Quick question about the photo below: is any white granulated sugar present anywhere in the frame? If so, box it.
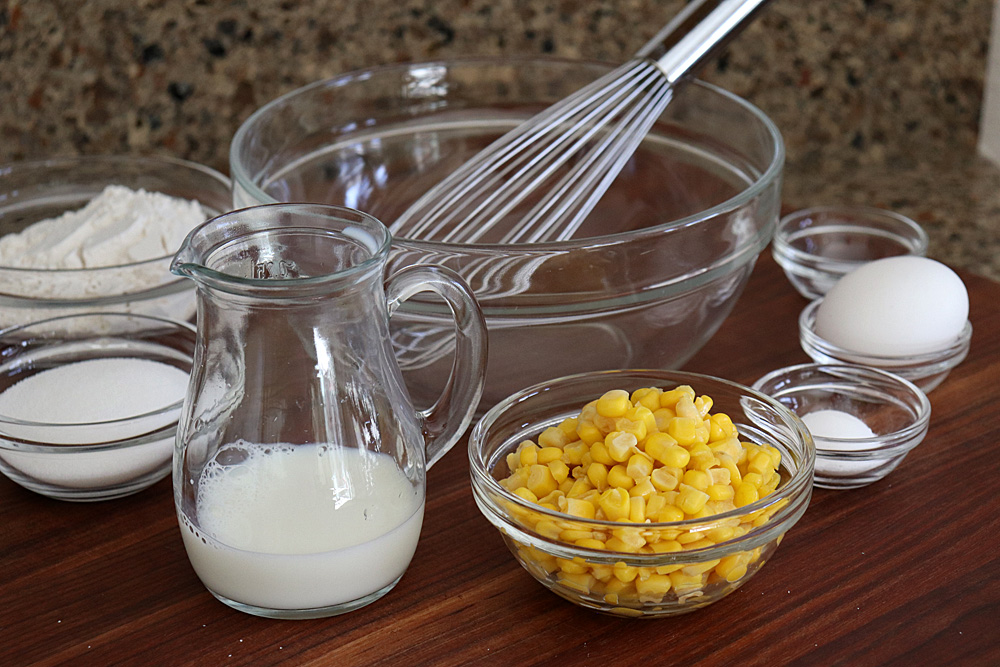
[0,357,189,489]
[0,185,207,269]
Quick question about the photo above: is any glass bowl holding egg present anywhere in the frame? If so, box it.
[0,154,232,332]
[469,369,814,618]
[799,256,972,392]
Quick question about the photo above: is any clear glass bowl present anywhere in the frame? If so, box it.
[0,313,195,501]
[799,300,971,393]
[468,369,814,618]
[772,205,929,299]
[753,363,931,490]
[230,57,785,410]
[0,155,232,330]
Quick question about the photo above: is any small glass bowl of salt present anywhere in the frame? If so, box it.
[753,363,931,490]
[0,312,194,501]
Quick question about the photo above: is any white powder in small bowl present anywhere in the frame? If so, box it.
[0,357,189,491]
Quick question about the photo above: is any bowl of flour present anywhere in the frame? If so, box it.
[0,155,232,330]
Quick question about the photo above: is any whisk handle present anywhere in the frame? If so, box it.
[635,0,773,83]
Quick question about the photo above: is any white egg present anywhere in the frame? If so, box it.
[814,256,968,356]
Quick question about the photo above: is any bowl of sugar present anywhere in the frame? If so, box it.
[0,312,194,501]
[753,363,930,490]
[0,155,232,330]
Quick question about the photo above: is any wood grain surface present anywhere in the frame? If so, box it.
[3,254,998,667]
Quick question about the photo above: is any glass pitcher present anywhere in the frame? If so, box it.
[170,203,487,619]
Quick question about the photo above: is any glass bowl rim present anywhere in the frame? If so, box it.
[229,54,786,252]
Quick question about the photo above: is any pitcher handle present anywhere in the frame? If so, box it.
[385,265,488,469]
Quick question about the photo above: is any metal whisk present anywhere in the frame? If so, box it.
[390,0,772,245]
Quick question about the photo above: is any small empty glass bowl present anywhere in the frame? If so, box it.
[0,312,195,501]
[799,300,971,393]
[469,369,814,618]
[773,205,929,299]
[753,363,931,490]
[0,155,232,330]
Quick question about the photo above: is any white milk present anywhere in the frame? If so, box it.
[179,442,424,611]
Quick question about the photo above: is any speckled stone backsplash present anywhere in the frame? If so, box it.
[2,0,998,278]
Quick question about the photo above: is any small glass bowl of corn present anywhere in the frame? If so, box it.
[469,369,815,618]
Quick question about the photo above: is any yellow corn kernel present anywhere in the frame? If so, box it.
[629,496,646,523]
[613,561,639,583]
[607,464,635,490]
[565,497,597,519]
[682,558,721,576]
[694,395,713,418]
[688,443,717,471]
[660,385,695,409]
[667,417,700,446]
[537,427,566,449]
[651,540,684,574]
[562,441,589,465]
[715,555,749,582]
[675,395,700,421]
[575,537,606,551]
[635,573,673,599]
[558,477,575,495]
[764,444,782,469]
[576,420,603,446]
[626,453,654,480]
[687,506,715,520]
[556,556,589,575]
[708,499,737,516]
[536,446,563,464]
[676,530,705,545]
[629,477,656,499]
[742,472,764,489]
[538,489,564,507]
[734,482,759,507]
[548,459,570,484]
[589,441,614,465]
[677,484,710,515]
[669,570,704,593]
[567,476,593,498]
[587,462,609,491]
[633,387,662,412]
[682,469,711,492]
[709,413,736,441]
[518,442,539,467]
[596,389,631,418]
[505,451,519,472]
[718,454,742,485]
[684,538,716,551]
[656,504,685,523]
[512,486,538,503]
[591,563,614,581]
[558,571,596,594]
[598,486,631,521]
[709,467,732,486]
[611,526,646,550]
[533,519,561,540]
[606,431,638,462]
[707,483,735,501]
[711,436,743,461]
[626,405,655,438]
[558,416,579,437]
[650,468,680,492]
[644,431,676,460]
[603,577,631,598]
[578,452,594,471]
[645,493,667,517]
[652,407,676,431]
[748,451,774,476]
[527,464,558,498]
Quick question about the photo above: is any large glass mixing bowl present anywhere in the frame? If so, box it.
[231,57,784,410]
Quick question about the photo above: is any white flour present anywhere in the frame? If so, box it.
[0,184,206,269]
[0,185,209,329]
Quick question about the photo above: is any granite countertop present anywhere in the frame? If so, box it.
[0,0,997,280]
